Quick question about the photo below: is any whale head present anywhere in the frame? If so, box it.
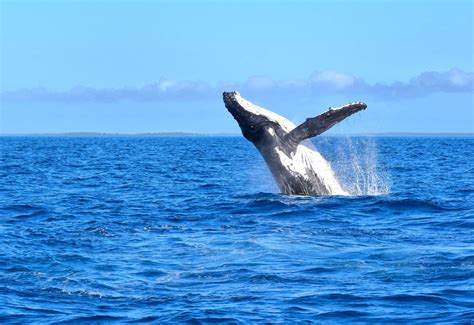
[223,91,293,143]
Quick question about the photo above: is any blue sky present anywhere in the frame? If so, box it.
[1,0,472,134]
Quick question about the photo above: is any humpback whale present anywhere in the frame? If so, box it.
[223,91,367,196]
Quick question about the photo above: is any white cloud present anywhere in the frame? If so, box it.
[246,76,276,90]
[1,69,472,102]
[310,70,356,89]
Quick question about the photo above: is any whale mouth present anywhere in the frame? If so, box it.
[223,91,250,123]
[223,91,270,141]
[223,91,240,102]
[223,91,245,118]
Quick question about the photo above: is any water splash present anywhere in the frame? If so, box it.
[250,136,390,197]
[330,137,390,196]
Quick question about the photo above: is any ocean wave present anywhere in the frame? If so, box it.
[0,136,473,323]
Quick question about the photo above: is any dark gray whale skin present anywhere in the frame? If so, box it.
[223,91,367,196]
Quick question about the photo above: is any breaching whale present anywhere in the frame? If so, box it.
[223,91,367,196]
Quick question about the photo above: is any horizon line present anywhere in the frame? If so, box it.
[1,132,473,137]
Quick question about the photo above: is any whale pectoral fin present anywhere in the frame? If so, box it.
[285,102,367,145]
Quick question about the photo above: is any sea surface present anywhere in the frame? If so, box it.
[1,136,473,323]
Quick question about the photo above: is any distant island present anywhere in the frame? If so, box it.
[0,132,239,137]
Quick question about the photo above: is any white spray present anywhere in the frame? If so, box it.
[328,137,390,196]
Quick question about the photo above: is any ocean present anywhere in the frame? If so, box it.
[1,136,473,323]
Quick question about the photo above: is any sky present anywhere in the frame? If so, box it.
[0,0,473,134]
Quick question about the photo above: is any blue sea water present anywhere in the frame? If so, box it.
[0,136,473,323]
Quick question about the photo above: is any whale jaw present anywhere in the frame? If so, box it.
[223,91,296,141]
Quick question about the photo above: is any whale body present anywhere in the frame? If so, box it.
[223,91,367,196]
